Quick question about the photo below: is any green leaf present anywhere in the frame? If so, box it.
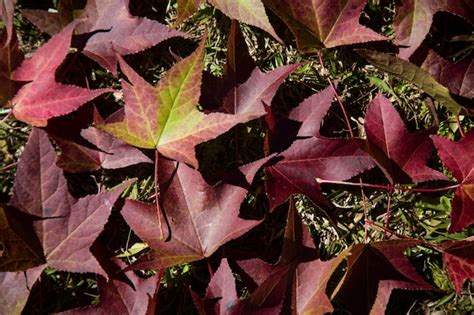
[356,49,473,116]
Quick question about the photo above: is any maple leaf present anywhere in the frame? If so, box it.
[421,50,474,99]
[356,49,473,116]
[0,0,14,47]
[0,204,44,272]
[442,239,474,293]
[56,125,152,173]
[9,128,133,278]
[334,240,432,314]
[11,21,112,127]
[288,84,335,137]
[191,258,239,315]
[0,31,23,107]
[208,0,281,42]
[0,266,44,315]
[201,20,256,110]
[76,0,188,73]
[394,0,473,59]
[262,0,385,53]
[265,86,374,211]
[100,39,260,167]
[432,131,474,231]
[21,0,76,36]
[176,0,203,25]
[220,64,300,115]
[121,156,272,271]
[61,258,159,314]
[265,137,374,211]
[364,94,447,183]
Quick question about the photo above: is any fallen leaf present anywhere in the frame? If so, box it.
[442,240,474,293]
[209,0,281,42]
[100,39,259,167]
[122,156,272,270]
[394,0,474,59]
[0,0,14,47]
[432,130,474,231]
[176,0,203,25]
[356,49,473,115]
[56,125,152,173]
[263,0,385,52]
[11,21,112,126]
[0,204,44,272]
[10,128,133,278]
[364,93,447,183]
[421,50,474,99]
[265,137,374,211]
[77,0,188,73]
[335,240,432,314]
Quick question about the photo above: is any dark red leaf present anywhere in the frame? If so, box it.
[11,21,112,126]
[394,0,473,59]
[0,204,44,272]
[432,131,474,231]
[364,94,447,183]
[0,0,14,47]
[265,137,374,211]
[288,85,335,137]
[61,259,160,314]
[0,265,44,314]
[0,31,23,107]
[77,0,188,73]
[263,0,386,52]
[10,128,133,278]
[442,239,474,293]
[421,50,474,99]
[122,156,272,270]
[56,126,152,173]
[335,240,432,314]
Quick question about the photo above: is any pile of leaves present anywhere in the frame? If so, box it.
[1,0,473,314]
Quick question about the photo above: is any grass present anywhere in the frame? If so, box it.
[1,0,472,313]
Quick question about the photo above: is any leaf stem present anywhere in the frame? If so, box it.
[317,50,354,139]
[360,179,369,243]
[384,192,391,239]
[0,161,17,172]
[456,114,465,137]
[316,178,459,193]
[154,150,164,240]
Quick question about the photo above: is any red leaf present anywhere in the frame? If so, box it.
[265,137,374,211]
[0,31,23,106]
[335,240,432,314]
[220,63,300,115]
[442,240,474,293]
[77,0,188,73]
[394,0,473,59]
[201,20,256,110]
[0,0,14,47]
[432,131,474,231]
[21,1,76,36]
[288,85,335,137]
[10,128,133,278]
[200,259,239,315]
[56,126,152,173]
[61,259,159,314]
[364,94,447,183]
[263,0,385,52]
[121,156,272,270]
[11,21,112,126]
[0,266,44,315]
[421,50,474,99]
[237,200,345,314]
